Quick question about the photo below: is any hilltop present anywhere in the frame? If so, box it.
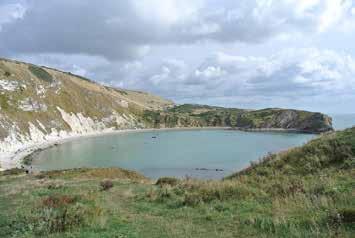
[0,58,333,169]
[0,127,353,237]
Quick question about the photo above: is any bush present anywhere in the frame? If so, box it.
[0,168,26,176]
[34,205,85,234]
[156,177,179,187]
[339,208,355,223]
[28,65,53,83]
[100,180,114,191]
[25,195,86,235]
[42,195,78,208]
[4,71,11,77]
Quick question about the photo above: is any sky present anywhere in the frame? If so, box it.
[0,0,354,113]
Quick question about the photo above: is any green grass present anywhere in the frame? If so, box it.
[0,94,10,111]
[28,65,53,83]
[0,128,354,237]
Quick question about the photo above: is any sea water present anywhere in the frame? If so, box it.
[31,114,354,179]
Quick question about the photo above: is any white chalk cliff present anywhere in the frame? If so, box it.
[0,58,173,170]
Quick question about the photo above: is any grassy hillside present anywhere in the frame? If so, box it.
[143,104,333,133]
[0,127,353,237]
[0,58,174,140]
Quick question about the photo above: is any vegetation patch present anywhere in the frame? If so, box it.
[100,180,114,191]
[30,194,86,235]
[0,94,10,111]
[35,167,148,182]
[111,87,129,95]
[28,65,53,83]
[0,168,26,176]
[156,177,179,187]
[338,208,355,223]
[67,71,93,83]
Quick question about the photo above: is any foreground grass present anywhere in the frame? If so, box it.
[0,128,354,237]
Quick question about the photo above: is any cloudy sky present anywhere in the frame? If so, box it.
[1,0,355,113]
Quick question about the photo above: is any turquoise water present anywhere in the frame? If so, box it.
[31,114,354,180]
[32,130,314,179]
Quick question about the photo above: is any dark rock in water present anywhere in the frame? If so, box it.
[152,136,157,139]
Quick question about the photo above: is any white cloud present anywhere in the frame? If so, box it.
[195,66,226,79]
[109,48,355,108]
[1,1,354,112]
[12,46,355,113]
[317,0,353,32]
[133,0,202,26]
[1,0,354,60]
[0,3,26,31]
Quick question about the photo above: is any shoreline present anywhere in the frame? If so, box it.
[0,126,316,171]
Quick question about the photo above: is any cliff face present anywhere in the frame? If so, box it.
[143,105,333,133]
[0,58,333,168]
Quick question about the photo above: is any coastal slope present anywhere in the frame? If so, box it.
[0,58,174,168]
[0,58,333,169]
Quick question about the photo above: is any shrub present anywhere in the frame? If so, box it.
[156,177,179,187]
[25,195,86,235]
[339,208,355,223]
[4,71,11,77]
[0,168,26,176]
[100,180,114,191]
[35,205,85,234]
[28,65,53,83]
[47,183,63,190]
[0,94,10,111]
[183,193,203,206]
[42,195,77,208]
